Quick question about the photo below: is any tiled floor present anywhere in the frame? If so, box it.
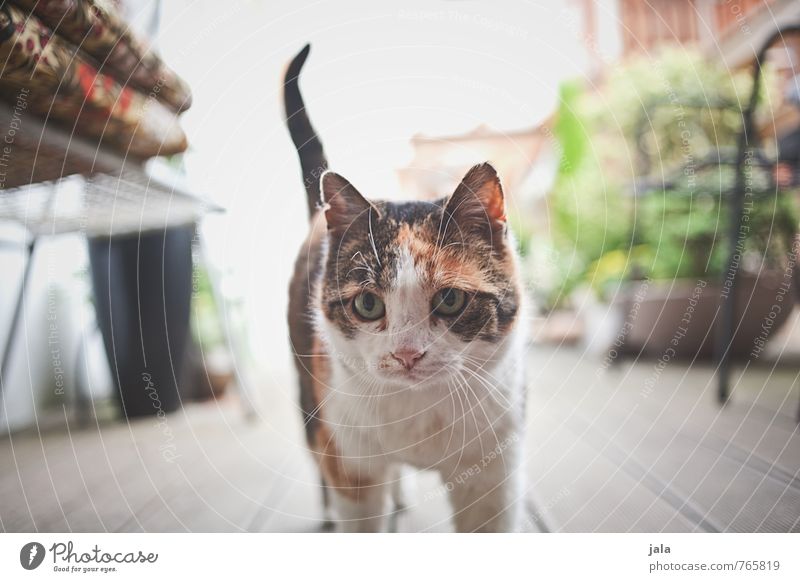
[1,346,798,532]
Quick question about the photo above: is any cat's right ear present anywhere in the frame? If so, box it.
[320,171,380,234]
[444,162,507,245]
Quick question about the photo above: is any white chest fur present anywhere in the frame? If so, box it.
[313,236,529,531]
[326,326,526,474]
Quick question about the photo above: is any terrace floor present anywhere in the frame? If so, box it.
[1,346,799,533]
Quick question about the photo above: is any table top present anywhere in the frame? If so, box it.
[0,102,220,238]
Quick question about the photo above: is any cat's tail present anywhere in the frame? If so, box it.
[283,44,328,219]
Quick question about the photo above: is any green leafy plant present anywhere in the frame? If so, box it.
[192,265,225,352]
[539,49,797,306]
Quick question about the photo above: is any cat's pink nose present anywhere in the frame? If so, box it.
[391,348,426,370]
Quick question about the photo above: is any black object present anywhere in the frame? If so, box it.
[618,25,800,416]
[89,225,194,418]
[717,25,800,407]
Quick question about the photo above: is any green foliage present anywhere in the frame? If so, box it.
[540,49,797,306]
[587,186,797,299]
[508,208,533,258]
[192,265,225,351]
[553,80,587,177]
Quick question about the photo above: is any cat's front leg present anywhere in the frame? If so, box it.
[447,439,525,532]
[318,430,390,532]
[330,476,389,532]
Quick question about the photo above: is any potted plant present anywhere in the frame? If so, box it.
[539,50,798,358]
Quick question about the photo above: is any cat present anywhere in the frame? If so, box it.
[283,44,527,532]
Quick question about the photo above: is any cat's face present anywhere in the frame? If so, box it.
[317,163,521,388]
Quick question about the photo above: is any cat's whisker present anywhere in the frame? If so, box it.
[458,370,501,447]
[460,353,502,375]
[301,363,375,432]
[461,354,518,381]
[458,361,514,410]
[451,371,487,462]
[345,265,372,279]
[440,376,460,463]
[459,366,513,411]
[454,369,508,476]
[340,373,383,432]
[446,365,492,465]
[440,373,470,485]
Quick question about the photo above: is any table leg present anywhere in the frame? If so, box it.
[0,237,37,392]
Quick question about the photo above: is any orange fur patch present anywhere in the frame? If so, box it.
[309,338,376,501]
[399,224,501,295]
[313,423,375,501]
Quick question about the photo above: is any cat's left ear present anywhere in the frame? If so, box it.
[444,162,507,243]
[320,171,380,235]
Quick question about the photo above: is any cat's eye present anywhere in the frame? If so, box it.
[432,288,467,316]
[353,292,385,321]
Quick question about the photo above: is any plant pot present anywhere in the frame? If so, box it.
[610,273,794,359]
[88,225,194,418]
[182,340,232,402]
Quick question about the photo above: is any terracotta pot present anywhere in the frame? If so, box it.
[613,273,794,359]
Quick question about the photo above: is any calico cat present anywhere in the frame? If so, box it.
[284,44,527,532]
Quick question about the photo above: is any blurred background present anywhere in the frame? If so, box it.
[1,0,799,532]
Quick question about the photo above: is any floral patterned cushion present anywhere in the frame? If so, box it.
[11,0,192,112]
[0,3,187,157]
